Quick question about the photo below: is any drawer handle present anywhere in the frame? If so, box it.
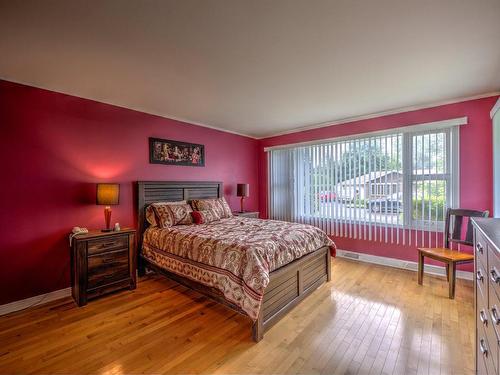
[480,309,489,325]
[491,267,500,284]
[491,306,500,325]
[476,242,484,254]
[94,238,125,249]
[477,270,484,282]
[99,241,119,248]
[480,338,489,357]
[104,273,118,279]
[102,254,125,264]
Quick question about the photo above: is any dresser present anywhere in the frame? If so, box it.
[473,218,500,375]
[70,229,137,306]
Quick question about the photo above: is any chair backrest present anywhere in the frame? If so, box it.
[444,208,489,249]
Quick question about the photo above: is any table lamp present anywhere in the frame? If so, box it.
[96,183,120,232]
[237,183,249,213]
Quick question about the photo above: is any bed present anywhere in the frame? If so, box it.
[137,181,334,341]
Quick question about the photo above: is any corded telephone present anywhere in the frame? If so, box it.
[69,227,89,245]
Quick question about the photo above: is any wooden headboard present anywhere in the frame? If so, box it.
[136,180,223,251]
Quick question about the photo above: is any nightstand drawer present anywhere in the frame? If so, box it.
[88,235,128,255]
[88,250,130,289]
[88,249,129,273]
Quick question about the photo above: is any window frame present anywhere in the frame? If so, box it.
[402,126,460,231]
[267,118,464,232]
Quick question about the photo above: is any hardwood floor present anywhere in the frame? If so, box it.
[0,258,474,375]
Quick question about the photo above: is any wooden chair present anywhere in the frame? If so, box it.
[417,208,489,299]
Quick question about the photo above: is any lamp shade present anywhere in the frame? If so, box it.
[96,183,120,205]
[237,183,249,197]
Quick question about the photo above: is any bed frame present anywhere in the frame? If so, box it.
[136,181,331,342]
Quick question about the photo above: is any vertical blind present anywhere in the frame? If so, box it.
[267,124,460,247]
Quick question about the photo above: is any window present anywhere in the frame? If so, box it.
[267,118,463,246]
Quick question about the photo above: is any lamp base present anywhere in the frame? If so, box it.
[103,206,112,232]
[240,197,245,213]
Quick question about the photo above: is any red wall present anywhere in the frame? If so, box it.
[0,80,259,305]
[259,96,499,269]
[1,78,497,306]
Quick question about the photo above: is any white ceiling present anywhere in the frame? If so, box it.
[1,0,499,138]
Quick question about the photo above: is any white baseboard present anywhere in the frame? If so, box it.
[336,249,473,281]
[0,287,71,316]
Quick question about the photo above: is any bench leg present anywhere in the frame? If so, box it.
[448,262,456,299]
[418,252,424,285]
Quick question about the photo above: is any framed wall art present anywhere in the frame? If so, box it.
[149,137,205,167]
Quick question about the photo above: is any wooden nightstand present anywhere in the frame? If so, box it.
[232,211,260,218]
[70,229,136,306]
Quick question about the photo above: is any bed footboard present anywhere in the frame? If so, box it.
[141,246,331,343]
[252,246,331,341]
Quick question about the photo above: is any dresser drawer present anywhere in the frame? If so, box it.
[489,247,500,302]
[476,228,489,270]
[478,290,490,334]
[485,287,500,374]
[478,327,496,375]
[88,235,129,255]
[477,345,488,375]
[88,250,130,289]
[478,260,489,305]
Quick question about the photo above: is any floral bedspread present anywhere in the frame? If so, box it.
[142,217,335,320]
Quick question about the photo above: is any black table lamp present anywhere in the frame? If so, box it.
[96,183,120,232]
[237,183,249,213]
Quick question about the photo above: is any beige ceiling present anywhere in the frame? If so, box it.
[1,0,499,138]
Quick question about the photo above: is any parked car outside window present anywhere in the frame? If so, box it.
[366,192,403,213]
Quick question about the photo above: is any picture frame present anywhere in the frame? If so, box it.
[149,137,205,167]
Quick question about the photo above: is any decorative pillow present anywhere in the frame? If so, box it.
[145,205,158,226]
[150,201,192,227]
[191,197,232,219]
[191,209,221,224]
[169,204,194,225]
[145,200,187,226]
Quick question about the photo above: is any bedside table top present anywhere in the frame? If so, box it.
[72,228,136,240]
[232,211,260,217]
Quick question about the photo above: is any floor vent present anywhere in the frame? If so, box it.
[342,252,360,260]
